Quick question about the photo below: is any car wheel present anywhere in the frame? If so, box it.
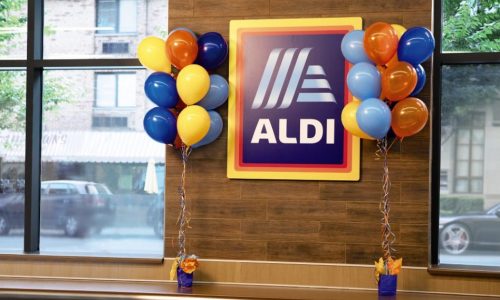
[153,214,164,238]
[440,223,471,255]
[0,213,10,235]
[64,215,88,237]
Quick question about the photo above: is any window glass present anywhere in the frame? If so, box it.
[96,74,117,107]
[119,0,138,33]
[0,71,26,252]
[117,73,136,107]
[44,0,167,59]
[439,64,500,266]
[40,69,164,257]
[442,0,500,52]
[0,0,27,59]
[97,0,117,34]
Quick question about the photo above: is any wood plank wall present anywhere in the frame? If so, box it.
[166,0,432,266]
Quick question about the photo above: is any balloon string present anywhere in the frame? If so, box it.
[177,144,192,258]
[377,137,396,263]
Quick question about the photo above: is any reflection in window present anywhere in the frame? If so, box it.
[439,64,500,266]
[0,71,26,251]
[40,69,164,257]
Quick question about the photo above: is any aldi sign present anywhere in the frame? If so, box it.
[227,18,361,181]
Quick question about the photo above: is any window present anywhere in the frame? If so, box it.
[431,0,500,271]
[95,73,137,108]
[0,0,167,259]
[97,0,138,34]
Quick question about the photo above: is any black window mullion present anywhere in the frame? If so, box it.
[430,0,444,266]
[24,0,44,253]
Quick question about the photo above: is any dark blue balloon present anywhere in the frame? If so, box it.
[411,64,426,96]
[398,27,435,66]
[143,107,177,144]
[196,32,228,70]
[144,72,179,109]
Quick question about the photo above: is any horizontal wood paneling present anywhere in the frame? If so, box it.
[168,0,433,267]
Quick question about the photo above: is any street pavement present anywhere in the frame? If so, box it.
[0,227,163,257]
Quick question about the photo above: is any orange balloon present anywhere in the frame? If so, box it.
[391,97,429,138]
[386,52,399,67]
[363,22,399,65]
[376,65,387,100]
[166,30,198,70]
[382,61,417,101]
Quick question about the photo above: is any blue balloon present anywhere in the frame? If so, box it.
[398,27,435,66]
[144,73,179,108]
[341,30,372,64]
[192,111,223,148]
[347,62,381,100]
[411,64,426,96]
[356,98,391,139]
[197,74,229,110]
[143,107,177,144]
[196,32,228,70]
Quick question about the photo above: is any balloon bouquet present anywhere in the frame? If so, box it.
[340,22,435,296]
[137,28,229,288]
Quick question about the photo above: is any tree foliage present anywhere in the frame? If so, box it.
[0,0,70,132]
[443,0,500,52]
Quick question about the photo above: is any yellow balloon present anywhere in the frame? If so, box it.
[341,101,376,140]
[137,36,171,73]
[391,24,407,40]
[176,64,210,105]
[177,105,210,146]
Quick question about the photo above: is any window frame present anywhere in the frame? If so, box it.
[430,0,500,276]
[0,0,157,260]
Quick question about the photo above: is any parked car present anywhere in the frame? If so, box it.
[0,180,116,237]
[146,192,164,238]
[439,203,500,255]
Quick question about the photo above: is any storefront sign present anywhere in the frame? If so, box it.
[227,18,361,180]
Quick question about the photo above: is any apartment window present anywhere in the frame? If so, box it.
[97,0,138,34]
[453,112,485,194]
[95,73,136,107]
[0,0,167,259]
[431,0,500,272]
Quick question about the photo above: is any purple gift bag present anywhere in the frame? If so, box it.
[177,267,194,287]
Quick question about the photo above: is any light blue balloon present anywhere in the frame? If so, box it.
[341,30,372,64]
[192,111,223,148]
[356,98,391,139]
[347,62,381,100]
[197,74,229,110]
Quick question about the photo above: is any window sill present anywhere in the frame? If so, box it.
[0,253,163,265]
[0,277,495,300]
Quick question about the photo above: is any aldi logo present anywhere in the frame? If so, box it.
[227,18,361,181]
